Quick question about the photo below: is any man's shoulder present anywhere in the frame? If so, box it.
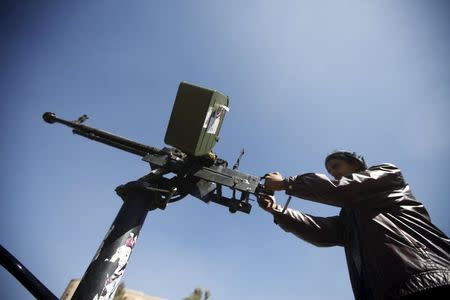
[367,163,402,174]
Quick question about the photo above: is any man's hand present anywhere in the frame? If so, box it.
[257,194,278,214]
[264,172,288,191]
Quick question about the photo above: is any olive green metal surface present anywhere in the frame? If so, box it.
[164,82,229,156]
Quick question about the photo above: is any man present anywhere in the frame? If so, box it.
[259,150,450,300]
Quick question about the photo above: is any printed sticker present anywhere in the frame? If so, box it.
[206,105,229,134]
[203,107,214,128]
[93,225,115,262]
[93,232,138,300]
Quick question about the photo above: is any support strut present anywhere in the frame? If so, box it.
[0,244,58,300]
[72,180,159,300]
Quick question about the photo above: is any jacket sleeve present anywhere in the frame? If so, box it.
[285,163,406,209]
[272,206,345,247]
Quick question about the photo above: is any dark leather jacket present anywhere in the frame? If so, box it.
[272,163,450,299]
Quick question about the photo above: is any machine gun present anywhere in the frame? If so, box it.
[2,82,277,300]
[42,82,265,214]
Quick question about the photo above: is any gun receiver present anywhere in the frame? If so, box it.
[43,112,261,213]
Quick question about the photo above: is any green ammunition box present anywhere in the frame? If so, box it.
[164,82,229,156]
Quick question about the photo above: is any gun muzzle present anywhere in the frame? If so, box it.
[42,112,56,124]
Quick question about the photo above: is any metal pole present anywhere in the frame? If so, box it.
[72,180,157,300]
[0,244,58,300]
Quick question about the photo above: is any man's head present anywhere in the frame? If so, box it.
[325,150,367,180]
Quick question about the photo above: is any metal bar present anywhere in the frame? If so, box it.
[73,130,149,157]
[210,195,252,214]
[0,244,58,300]
[71,126,160,156]
[194,165,260,193]
[71,181,156,300]
[43,112,161,157]
[232,148,245,170]
[281,196,292,214]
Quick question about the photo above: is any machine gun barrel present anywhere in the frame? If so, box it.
[43,112,161,157]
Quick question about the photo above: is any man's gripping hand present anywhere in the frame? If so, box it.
[263,172,288,192]
[257,194,280,214]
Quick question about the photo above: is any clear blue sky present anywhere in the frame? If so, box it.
[1,1,449,299]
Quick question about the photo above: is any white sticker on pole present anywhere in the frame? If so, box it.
[207,105,229,134]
